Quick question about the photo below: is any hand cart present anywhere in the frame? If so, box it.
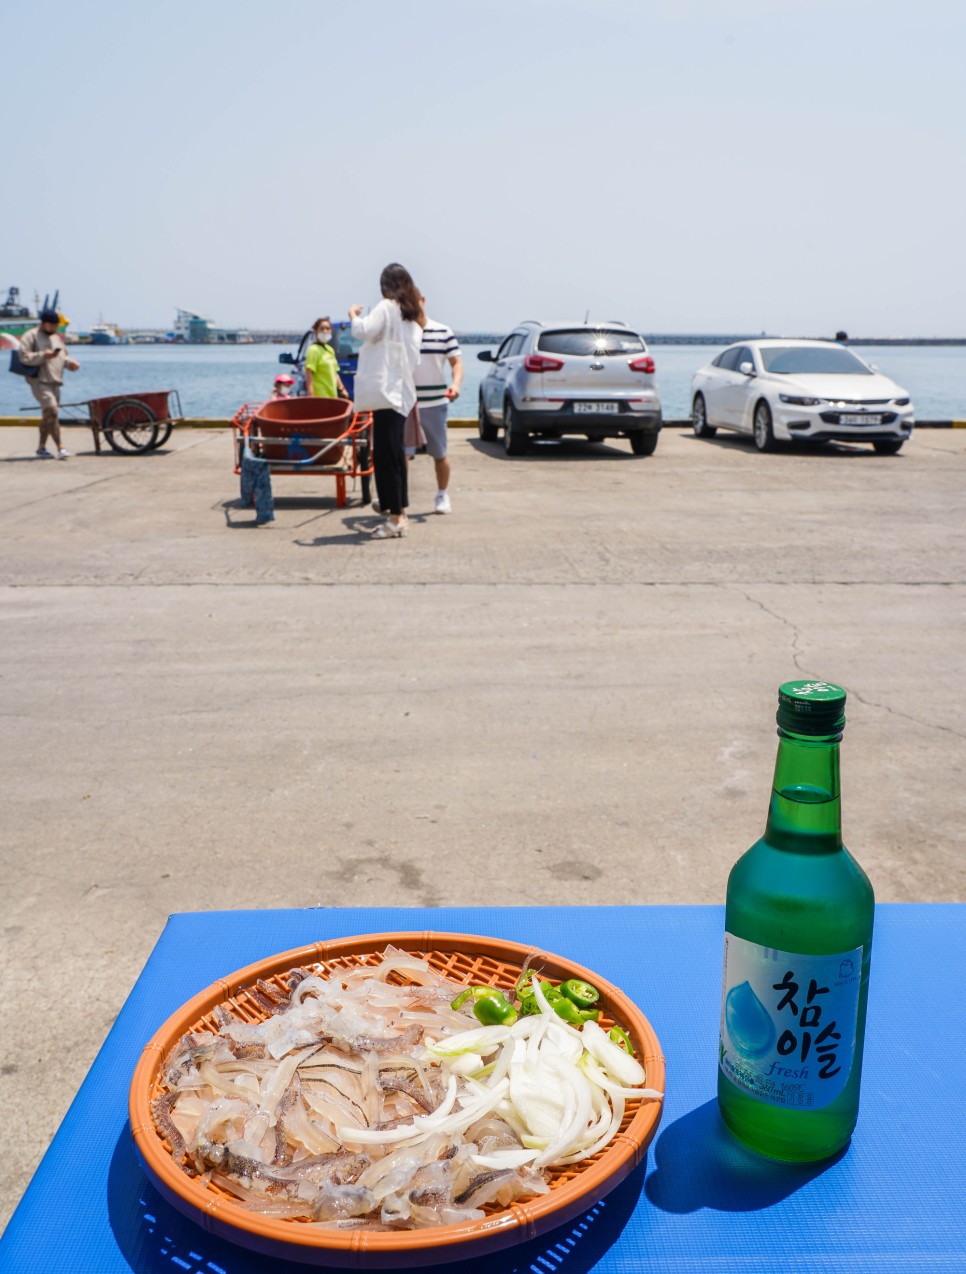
[231,397,374,507]
[57,389,184,454]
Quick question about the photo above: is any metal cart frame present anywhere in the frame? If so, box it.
[231,402,374,507]
[57,389,184,453]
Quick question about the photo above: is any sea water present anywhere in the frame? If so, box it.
[2,341,963,421]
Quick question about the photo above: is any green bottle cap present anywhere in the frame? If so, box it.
[776,679,847,736]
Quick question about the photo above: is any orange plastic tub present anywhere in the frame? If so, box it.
[130,931,665,1268]
[251,396,353,461]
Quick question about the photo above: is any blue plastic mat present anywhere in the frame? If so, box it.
[1,905,963,1272]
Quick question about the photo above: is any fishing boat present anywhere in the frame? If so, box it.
[88,323,121,345]
[0,286,34,342]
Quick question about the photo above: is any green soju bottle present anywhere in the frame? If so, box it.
[717,680,874,1162]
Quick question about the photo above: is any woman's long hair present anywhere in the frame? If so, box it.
[380,263,423,325]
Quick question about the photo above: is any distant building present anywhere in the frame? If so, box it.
[174,308,213,342]
[173,308,252,343]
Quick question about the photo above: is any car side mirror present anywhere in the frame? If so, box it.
[279,352,296,365]
[739,361,756,376]
[477,350,495,363]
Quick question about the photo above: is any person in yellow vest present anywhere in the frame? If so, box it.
[304,318,347,399]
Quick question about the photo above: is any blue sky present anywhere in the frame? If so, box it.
[3,0,964,336]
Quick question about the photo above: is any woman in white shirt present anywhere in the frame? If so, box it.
[349,264,424,539]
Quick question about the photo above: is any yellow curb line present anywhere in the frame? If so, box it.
[1,417,962,430]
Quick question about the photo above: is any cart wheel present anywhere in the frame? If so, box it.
[102,399,159,453]
[151,421,174,449]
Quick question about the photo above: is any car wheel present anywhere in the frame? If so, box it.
[629,431,658,456]
[503,400,528,456]
[692,393,716,438]
[873,439,905,455]
[753,400,776,452]
[478,393,498,442]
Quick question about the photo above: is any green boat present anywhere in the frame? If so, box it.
[0,287,68,343]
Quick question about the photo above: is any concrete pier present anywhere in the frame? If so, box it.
[1,423,964,1228]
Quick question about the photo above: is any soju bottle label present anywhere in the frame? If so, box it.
[719,933,863,1110]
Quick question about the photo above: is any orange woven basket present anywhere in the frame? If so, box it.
[129,931,665,1268]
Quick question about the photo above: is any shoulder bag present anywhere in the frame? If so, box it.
[9,348,39,378]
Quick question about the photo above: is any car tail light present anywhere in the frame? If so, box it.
[523,354,565,373]
[628,356,656,374]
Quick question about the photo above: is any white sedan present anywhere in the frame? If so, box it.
[690,340,915,454]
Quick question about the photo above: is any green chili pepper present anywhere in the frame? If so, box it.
[551,997,600,1026]
[559,979,600,1009]
[514,970,544,1001]
[608,1026,636,1055]
[451,985,509,1012]
[551,998,578,1023]
[472,990,518,1026]
[518,983,599,1025]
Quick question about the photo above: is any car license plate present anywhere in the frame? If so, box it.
[574,402,619,414]
[840,414,882,425]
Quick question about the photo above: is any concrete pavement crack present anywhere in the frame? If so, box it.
[730,586,966,742]
[846,686,966,742]
[730,586,808,674]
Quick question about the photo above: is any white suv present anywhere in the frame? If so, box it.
[477,320,663,456]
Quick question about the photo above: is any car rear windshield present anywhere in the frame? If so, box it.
[760,346,872,375]
[537,329,646,356]
[333,327,362,359]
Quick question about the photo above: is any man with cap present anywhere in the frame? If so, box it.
[17,308,80,459]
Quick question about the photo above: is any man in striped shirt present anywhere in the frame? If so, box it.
[413,312,463,514]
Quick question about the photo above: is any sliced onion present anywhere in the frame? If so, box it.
[580,1020,648,1086]
[509,1064,567,1141]
[336,1077,509,1147]
[578,1052,664,1101]
[444,1052,484,1077]
[556,1093,625,1166]
[424,1025,512,1058]
[534,1060,593,1167]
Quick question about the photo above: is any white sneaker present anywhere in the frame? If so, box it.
[58,448,70,460]
[35,448,53,459]
[434,490,452,515]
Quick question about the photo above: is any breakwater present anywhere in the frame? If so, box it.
[72,331,966,347]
